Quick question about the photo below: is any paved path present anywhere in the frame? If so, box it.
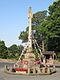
[0,62,60,80]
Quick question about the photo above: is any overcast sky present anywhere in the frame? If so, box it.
[0,0,56,47]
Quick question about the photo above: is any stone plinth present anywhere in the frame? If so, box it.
[16,71,26,74]
[24,53,35,59]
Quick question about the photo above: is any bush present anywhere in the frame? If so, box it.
[57,52,60,61]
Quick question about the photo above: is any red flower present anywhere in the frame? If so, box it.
[37,60,40,64]
[19,61,22,64]
[24,60,28,65]
[45,68,48,71]
[34,60,36,65]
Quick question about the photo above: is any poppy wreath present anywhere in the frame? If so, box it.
[37,60,40,64]
[24,60,28,65]
[34,60,36,65]
[45,68,48,71]
[19,61,22,64]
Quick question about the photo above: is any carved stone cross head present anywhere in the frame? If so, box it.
[28,7,33,19]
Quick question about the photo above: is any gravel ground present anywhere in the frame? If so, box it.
[0,62,60,80]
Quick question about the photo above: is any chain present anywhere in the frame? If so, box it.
[34,39,43,55]
[33,39,39,55]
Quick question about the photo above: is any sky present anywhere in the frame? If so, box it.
[0,0,56,47]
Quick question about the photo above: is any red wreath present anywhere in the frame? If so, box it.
[24,60,28,65]
[45,68,48,71]
[37,60,40,64]
[19,61,22,64]
[16,68,28,71]
[34,60,36,65]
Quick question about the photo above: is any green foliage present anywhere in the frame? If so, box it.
[8,44,24,59]
[45,0,60,51]
[18,45,24,55]
[32,10,47,26]
[0,41,8,59]
[47,0,60,37]
[37,0,60,51]
[0,41,24,59]
[57,52,60,61]
[8,44,18,54]
[19,31,28,43]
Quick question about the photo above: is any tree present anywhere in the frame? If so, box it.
[8,44,24,59]
[32,10,47,26]
[19,31,28,43]
[46,0,60,38]
[45,0,60,51]
[8,44,18,58]
[36,0,60,51]
[18,45,24,55]
[0,41,8,59]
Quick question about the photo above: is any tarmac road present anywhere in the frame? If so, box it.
[0,62,60,80]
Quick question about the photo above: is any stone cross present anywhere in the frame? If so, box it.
[28,7,33,50]
[24,7,35,59]
[28,7,33,19]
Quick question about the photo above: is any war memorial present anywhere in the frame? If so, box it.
[4,7,56,75]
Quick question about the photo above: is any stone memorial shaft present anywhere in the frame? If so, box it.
[28,7,33,51]
[25,7,35,59]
